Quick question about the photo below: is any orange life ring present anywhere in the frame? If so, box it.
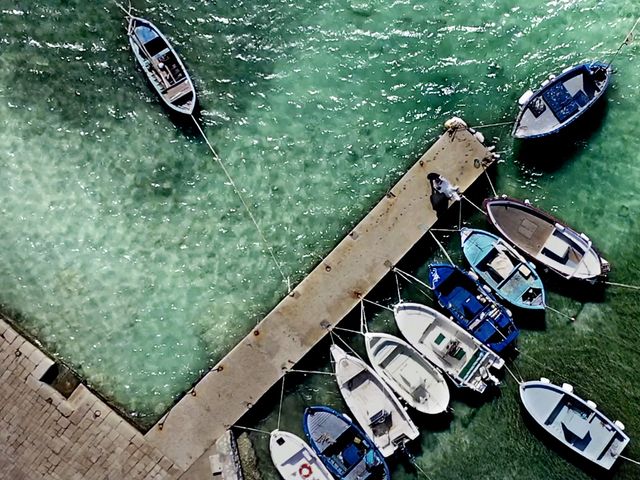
[299,463,313,478]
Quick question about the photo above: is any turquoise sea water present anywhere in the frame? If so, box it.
[1,0,639,478]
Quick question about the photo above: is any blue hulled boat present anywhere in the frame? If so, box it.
[428,264,519,353]
[460,228,545,311]
[303,406,390,480]
[512,62,611,139]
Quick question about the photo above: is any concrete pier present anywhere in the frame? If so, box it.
[145,123,495,478]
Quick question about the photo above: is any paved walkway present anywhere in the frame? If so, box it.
[0,317,184,480]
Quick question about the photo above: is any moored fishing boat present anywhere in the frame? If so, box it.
[330,345,419,457]
[269,429,335,480]
[126,16,196,115]
[304,406,390,480]
[393,302,504,393]
[512,62,611,139]
[460,228,545,310]
[428,264,519,353]
[519,378,630,470]
[484,196,609,281]
[364,332,450,415]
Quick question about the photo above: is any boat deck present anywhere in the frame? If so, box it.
[144,123,495,477]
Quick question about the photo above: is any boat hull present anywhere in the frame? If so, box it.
[303,406,390,480]
[269,430,334,480]
[127,16,196,115]
[460,227,545,310]
[512,62,611,139]
[330,345,419,457]
[519,380,629,470]
[393,302,504,393]
[364,332,450,415]
[484,197,608,281]
[428,263,519,352]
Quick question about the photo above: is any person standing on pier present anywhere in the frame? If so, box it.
[428,172,460,217]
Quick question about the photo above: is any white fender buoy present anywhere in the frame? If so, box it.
[561,383,574,393]
[482,284,492,293]
[586,400,597,410]
[614,420,626,431]
[540,377,551,384]
[468,271,479,281]
[518,90,534,106]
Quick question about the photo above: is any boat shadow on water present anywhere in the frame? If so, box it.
[514,98,610,173]
[519,404,623,480]
[539,269,608,305]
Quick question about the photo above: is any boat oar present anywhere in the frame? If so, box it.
[605,16,640,69]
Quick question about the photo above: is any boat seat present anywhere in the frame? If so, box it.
[369,410,391,427]
[543,82,579,122]
[341,443,361,468]
[488,254,514,281]
[543,234,570,263]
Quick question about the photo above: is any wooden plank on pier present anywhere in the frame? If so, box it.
[145,125,494,473]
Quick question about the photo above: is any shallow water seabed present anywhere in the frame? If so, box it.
[1,0,640,476]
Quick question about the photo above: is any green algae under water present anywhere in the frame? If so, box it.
[1,0,640,477]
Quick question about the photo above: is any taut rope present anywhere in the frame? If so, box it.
[191,115,290,291]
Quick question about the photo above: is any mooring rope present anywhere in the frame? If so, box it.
[331,326,364,336]
[620,455,640,467]
[605,16,640,69]
[393,268,434,291]
[461,194,486,215]
[191,115,290,291]
[276,375,285,430]
[411,459,434,480]
[287,368,335,376]
[232,425,270,435]
[394,270,402,303]
[359,300,369,334]
[362,297,394,312]
[482,163,498,198]
[605,281,640,291]
[468,120,514,130]
[504,363,523,384]
[515,349,589,393]
[429,231,455,266]
[545,304,576,322]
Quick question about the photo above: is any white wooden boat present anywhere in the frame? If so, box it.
[520,378,630,470]
[127,16,196,115]
[484,196,609,281]
[330,345,419,457]
[364,332,450,415]
[269,430,334,480]
[393,302,504,394]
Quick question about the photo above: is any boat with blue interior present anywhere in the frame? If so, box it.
[460,228,545,311]
[127,16,196,115]
[519,378,630,470]
[512,62,611,139]
[428,264,519,353]
[304,406,390,480]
